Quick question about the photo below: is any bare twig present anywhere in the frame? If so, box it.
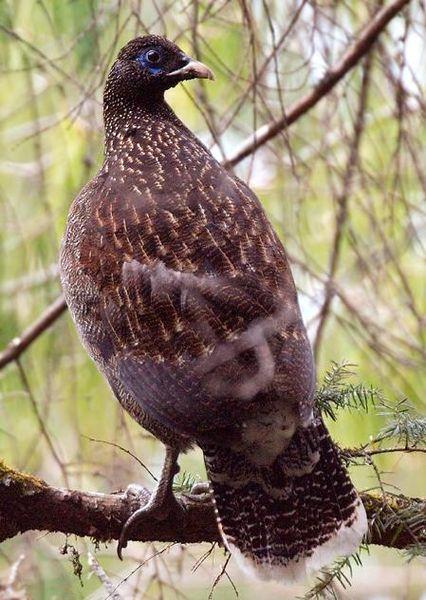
[208,553,233,600]
[88,552,123,600]
[83,435,158,482]
[16,360,69,487]
[223,0,411,168]
[313,52,372,358]
[342,446,426,458]
[0,296,67,370]
[0,553,26,599]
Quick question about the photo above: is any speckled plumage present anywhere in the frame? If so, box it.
[60,36,366,580]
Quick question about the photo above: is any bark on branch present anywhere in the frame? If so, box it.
[1,461,424,551]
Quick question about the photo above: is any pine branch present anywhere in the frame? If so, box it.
[302,546,368,600]
[315,361,381,421]
[0,461,424,551]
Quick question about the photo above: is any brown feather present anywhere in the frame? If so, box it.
[60,35,365,579]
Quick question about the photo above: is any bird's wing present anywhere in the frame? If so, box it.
[78,169,314,435]
[113,259,301,435]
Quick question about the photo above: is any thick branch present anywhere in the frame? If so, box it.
[0,461,424,551]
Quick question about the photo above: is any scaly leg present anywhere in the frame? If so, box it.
[117,445,181,559]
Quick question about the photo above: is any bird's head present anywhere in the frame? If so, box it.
[106,35,214,102]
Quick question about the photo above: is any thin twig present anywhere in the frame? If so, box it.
[343,446,426,458]
[208,553,233,600]
[0,295,67,370]
[16,360,69,487]
[88,552,123,600]
[83,435,158,482]
[223,0,411,168]
[313,51,373,358]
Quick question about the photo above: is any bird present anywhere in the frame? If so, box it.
[60,34,367,581]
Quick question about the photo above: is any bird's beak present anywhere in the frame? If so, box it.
[167,58,214,81]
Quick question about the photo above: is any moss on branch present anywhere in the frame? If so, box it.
[0,460,424,552]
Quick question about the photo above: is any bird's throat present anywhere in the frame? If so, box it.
[103,97,176,157]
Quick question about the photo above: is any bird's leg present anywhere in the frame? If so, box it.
[118,445,181,559]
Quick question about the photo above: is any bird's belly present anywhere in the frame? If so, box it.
[230,400,298,467]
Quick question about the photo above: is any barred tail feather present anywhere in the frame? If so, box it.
[203,420,367,582]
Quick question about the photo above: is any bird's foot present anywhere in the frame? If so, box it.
[118,483,183,559]
[183,481,213,504]
[124,483,151,505]
[117,446,182,559]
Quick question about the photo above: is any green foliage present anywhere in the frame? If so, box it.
[371,494,426,553]
[376,398,426,448]
[302,545,368,600]
[305,364,426,598]
[173,470,200,494]
[316,361,382,421]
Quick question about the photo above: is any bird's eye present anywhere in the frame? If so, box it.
[145,49,161,64]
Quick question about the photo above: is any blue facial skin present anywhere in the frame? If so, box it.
[136,50,163,75]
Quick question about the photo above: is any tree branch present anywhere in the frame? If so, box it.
[223,0,411,168]
[313,50,372,360]
[1,461,424,551]
[0,461,218,546]
[0,296,67,370]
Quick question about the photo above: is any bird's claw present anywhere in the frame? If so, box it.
[118,446,181,560]
[118,483,184,560]
[117,485,148,559]
[124,483,151,503]
[183,481,213,503]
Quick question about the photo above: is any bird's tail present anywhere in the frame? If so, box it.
[202,418,367,582]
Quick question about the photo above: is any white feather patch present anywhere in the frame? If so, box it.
[226,498,368,583]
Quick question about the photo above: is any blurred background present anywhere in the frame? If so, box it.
[0,0,425,598]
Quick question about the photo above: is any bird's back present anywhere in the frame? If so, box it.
[60,105,315,447]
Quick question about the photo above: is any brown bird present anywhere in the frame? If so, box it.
[60,35,367,581]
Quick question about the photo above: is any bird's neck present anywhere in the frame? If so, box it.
[103,94,178,156]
